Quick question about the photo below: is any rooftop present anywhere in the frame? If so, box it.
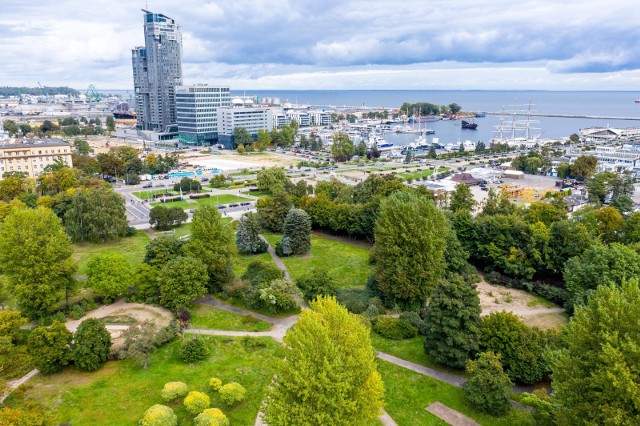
[0,138,71,149]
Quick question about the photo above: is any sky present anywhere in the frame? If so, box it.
[1,0,640,91]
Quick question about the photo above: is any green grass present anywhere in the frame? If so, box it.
[73,231,151,275]
[232,250,274,277]
[370,333,465,377]
[5,336,282,425]
[262,233,371,288]
[155,217,234,240]
[189,304,272,331]
[379,360,534,426]
[132,189,171,199]
[241,189,271,198]
[150,194,250,209]
[397,167,449,181]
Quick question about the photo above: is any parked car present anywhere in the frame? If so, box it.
[217,205,226,209]
[142,183,152,188]
[240,202,251,206]
[201,177,209,182]
[229,203,239,207]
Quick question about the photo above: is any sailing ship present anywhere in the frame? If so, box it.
[491,102,543,148]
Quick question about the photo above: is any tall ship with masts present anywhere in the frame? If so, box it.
[491,102,543,148]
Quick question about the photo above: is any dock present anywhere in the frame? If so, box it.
[485,112,640,121]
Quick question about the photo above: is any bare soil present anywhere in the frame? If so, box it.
[476,280,567,330]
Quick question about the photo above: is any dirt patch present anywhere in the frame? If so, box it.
[66,300,173,333]
[476,280,567,330]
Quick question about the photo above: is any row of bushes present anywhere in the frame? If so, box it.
[189,193,210,200]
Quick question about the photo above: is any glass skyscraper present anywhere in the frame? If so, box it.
[132,10,183,131]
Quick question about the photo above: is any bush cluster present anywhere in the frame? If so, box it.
[194,408,229,426]
[161,381,189,402]
[184,391,210,415]
[140,404,177,426]
[373,317,418,340]
[218,382,247,405]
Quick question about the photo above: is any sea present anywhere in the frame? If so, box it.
[101,89,640,147]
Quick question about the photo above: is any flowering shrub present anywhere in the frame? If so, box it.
[194,408,230,426]
[218,382,247,405]
[184,391,210,415]
[208,377,223,391]
[160,381,188,402]
[139,404,177,426]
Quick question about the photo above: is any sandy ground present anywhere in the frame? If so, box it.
[476,280,567,330]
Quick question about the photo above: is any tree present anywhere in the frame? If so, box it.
[556,161,571,178]
[463,352,513,415]
[355,141,367,157]
[158,257,208,312]
[280,208,311,256]
[0,310,27,342]
[563,243,640,309]
[173,177,201,193]
[185,206,236,291]
[144,236,186,268]
[119,320,160,369]
[474,141,486,154]
[149,206,188,230]
[261,297,384,426]
[233,127,252,148]
[257,167,289,194]
[0,172,35,202]
[38,166,79,195]
[0,207,76,318]
[72,318,111,371]
[449,183,476,213]
[570,155,597,180]
[257,192,293,232]
[449,103,462,114]
[372,191,448,307]
[569,133,580,143]
[86,253,136,302]
[140,404,177,426]
[27,321,73,374]
[105,115,115,133]
[236,212,267,254]
[257,129,271,152]
[551,282,640,425]
[331,132,355,162]
[423,275,482,368]
[297,268,337,301]
[64,187,128,242]
[479,311,550,384]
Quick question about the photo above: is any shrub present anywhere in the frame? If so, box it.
[161,381,188,402]
[0,310,27,341]
[27,321,72,374]
[242,261,283,288]
[297,269,337,301]
[179,337,209,363]
[241,336,268,350]
[373,317,418,340]
[183,391,211,415]
[72,318,111,371]
[209,377,223,391]
[68,304,85,320]
[258,278,302,313]
[463,352,513,415]
[140,404,177,426]
[336,288,370,314]
[363,304,380,321]
[222,280,250,298]
[399,311,427,335]
[194,408,230,426]
[218,382,247,405]
[176,308,191,325]
[51,311,67,324]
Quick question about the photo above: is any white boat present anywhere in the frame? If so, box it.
[491,102,543,148]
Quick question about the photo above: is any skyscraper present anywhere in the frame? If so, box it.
[176,84,231,146]
[132,10,183,132]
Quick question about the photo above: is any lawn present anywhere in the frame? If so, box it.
[154,217,234,239]
[370,333,465,377]
[132,189,172,199]
[73,231,151,275]
[5,336,282,425]
[262,233,371,288]
[241,189,271,198]
[189,304,273,332]
[397,167,449,181]
[232,250,274,277]
[379,361,534,426]
[150,194,250,208]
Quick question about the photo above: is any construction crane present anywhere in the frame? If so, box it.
[37,82,50,103]
[86,84,102,102]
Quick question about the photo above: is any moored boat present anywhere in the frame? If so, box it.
[461,120,478,130]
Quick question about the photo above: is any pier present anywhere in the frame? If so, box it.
[485,112,640,121]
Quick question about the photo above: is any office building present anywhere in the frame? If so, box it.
[176,84,230,145]
[132,10,183,132]
[0,138,73,179]
[217,105,274,148]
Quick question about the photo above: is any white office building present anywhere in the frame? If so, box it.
[217,106,274,148]
[176,84,230,145]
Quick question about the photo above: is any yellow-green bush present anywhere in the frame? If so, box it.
[183,391,210,415]
[139,404,177,426]
[218,382,247,405]
[160,381,188,402]
[208,377,223,391]
[194,408,230,426]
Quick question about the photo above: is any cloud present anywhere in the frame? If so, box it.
[0,0,639,89]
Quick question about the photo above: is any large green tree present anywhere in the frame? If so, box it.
[0,207,76,318]
[86,253,136,302]
[331,132,355,162]
[185,206,236,291]
[72,318,111,371]
[158,256,208,312]
[64,187,128,242]
[280,208,311,256]
[257,167,289,194]
[27,321,73,374]
[257,192,293,232]
[479,311,550,384]
[563,243,640,309]
[423,275,482,368]
[449,183,476,213]
[570,155,598,180]
[550,282,640,425]
[261,297,384,425]
[236,212,267,254]
[144,235,186,268]
[372,191,448,307]
[463,351,513,415]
